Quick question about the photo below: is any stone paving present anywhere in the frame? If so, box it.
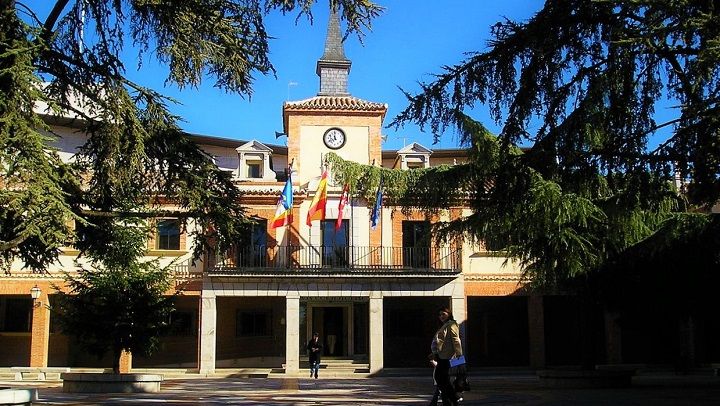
[3,374,720,405]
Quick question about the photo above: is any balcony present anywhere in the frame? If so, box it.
[207,245,461,277]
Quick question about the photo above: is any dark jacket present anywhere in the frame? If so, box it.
[307,338,322,362]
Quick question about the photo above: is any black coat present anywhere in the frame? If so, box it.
[307,338,322,363]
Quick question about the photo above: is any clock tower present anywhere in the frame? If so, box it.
[283,6,387,182]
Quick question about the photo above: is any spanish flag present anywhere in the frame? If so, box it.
[306,169,328,226]
[271,171,293,229]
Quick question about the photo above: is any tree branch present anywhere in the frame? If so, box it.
[0,235,28,252]
[15,1,43,25]
[42,0,70,42]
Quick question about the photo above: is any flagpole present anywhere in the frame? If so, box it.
[377,171,383,268]
[286,161,292,269]
[349,183,354,266]
[286,160,293,233]
[379,176,382,268]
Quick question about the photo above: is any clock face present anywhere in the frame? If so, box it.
[323,128,346,149]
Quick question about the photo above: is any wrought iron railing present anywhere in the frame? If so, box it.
[209,245,461,273]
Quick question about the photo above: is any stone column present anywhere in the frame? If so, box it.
[198,292,217,375]
[29,292,50,368]
[451,292,467,352]
[285,295,300,375]
[527,295,546,368]
[369,293,383,374]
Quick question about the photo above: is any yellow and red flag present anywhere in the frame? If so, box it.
[306,169,328,226]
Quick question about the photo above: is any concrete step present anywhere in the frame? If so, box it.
[301,359,368,367]
[130,368,196,378]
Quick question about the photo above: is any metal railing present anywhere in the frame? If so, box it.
[209,245,460,273]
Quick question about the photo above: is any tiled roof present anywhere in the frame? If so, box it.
[284,96,387,112]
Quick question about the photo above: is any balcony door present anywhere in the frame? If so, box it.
[402,221,430,268]
[321,219,349,267]
[239,219,267,267]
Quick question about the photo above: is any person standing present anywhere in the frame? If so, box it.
[307,332,322,379]
[430,306,463,406]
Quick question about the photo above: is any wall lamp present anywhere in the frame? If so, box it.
[30,285,42,307]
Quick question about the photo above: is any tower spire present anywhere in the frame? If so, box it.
[316,5,352,96]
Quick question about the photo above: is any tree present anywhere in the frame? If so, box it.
[331,0,719,367]
[52,223,175,374]
[1,0,382,272]
[386,0,719,286]
[1,0,381,370]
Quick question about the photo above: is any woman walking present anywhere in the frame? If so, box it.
[430,307,463,406]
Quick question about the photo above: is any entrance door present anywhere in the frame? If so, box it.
[311,306,348,357]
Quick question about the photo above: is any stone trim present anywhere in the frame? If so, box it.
[201,278,464,298]
[464,273,523,282]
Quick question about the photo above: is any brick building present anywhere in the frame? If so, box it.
[1,9,642,375]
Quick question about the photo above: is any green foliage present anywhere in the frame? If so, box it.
[52,221,176,373]
[392,0,720,207]
[381,0,720,290]
[326,151,470,212]
[0,7,82,271]
[329,111,687,290]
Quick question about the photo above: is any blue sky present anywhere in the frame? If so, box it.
[26,1,546,150]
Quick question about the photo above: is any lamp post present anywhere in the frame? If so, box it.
[30,285,41,307]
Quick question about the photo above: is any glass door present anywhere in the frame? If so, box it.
[321,219,349,268]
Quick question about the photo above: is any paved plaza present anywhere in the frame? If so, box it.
[3,373,720,405]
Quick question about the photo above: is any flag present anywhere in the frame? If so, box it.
[335,183,350,231]
[306,169,328,226]
[275,131,286,138]
[271,171,293,229]
[370,177,383,230]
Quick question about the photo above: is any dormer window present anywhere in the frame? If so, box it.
[396,142,432,170]
[235,140,276,181]
[245,155,263,178]
[405,156,426,169]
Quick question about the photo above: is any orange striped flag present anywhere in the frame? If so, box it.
[306,169,328,226]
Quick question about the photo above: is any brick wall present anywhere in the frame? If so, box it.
[286,112,384,177]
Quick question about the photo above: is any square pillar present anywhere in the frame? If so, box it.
[198,292,217,375]
[605,311,623,364]
[527,295,546,368]
[285,295,300,375]
[451,293,467,351]
[29,292,50,368]
[369,294,383,374]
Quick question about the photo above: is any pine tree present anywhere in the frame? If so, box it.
[1,0,381,272]
[388,0,720,288]
[330,1,720,368]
